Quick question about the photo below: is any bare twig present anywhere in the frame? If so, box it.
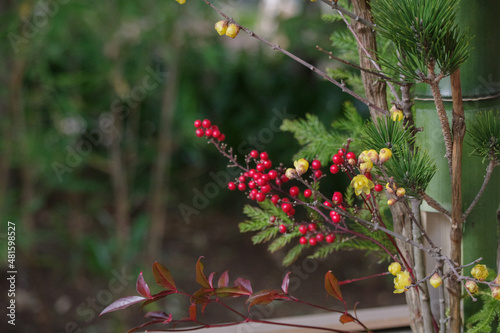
[420,192,451,218]
[463,158,498,220]
[202,0,388,115]
[319,0,375,29]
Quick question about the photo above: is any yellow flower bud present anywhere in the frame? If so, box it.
[466,280,479,294]
[350,175,374,196]
[394,270,411,293]
[396,188,406,197]
[358,150,369,163]
[379,148,392,163]
[492,287,500,300]
[348,158,357,166]
[294,158,309,176]
[285,168,298,180]
[215,20,228,35]
[494,274,500,285]
[390,105,404,122]
[471,264,489,281]
[388,198,397,206]
[366,149,379,163]
[430,273,442,288]
[359,161,373,174]
[176,0,186,4]
[388,262,401,276]
[225,23,240,39]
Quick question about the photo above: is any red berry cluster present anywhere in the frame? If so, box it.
[295,223,336,246]
[194,119,226,141]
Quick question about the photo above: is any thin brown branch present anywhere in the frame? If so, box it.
[420,192,451,218]
[202,0,388,115]
[319,0,376,29]
[463,158,498,220]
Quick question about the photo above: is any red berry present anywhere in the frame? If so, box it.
[205,129,213,137]
[269,216,276,222]
[299,237,308,245]
[202,119,211,129]
[374,184,383,192]
[250,150,259,158]
[228,182,236,190]
[316,233,324,242]
[250,189,258,196]
[260,152,269,160]
[289,186,299,197]
[364,172,372,180]
[261,184,271,193]
[239,175,246,182]
[308,223,317,232]
[331,212,341,223]
[249,169,256,177]
[346,152,356,160]
[332,154,344,165]
[256,178,266,186]
[332,192,343,205]
[194,119,202,128]
[299,225,308,235]
[210,125,219,131]
[304,189,312,198]
[218,134,225,141]
[244,172,250,178]
[253,172,262,180]
[195,128,205,137]
[248,181,256,189]
[311,159,322,170]
[324,201,332,208]
[339,205,346,211]
[309,238,318,246]
[238,183,246,191]
[268,170,278,180]
[281,174,289,183]
[260,174,270,183]
[287,208,295,216]
[263,160,272,169]
[249,193,256,200]
[256,163,265,172]
[281,203,292,213]
[314,170,322,178]
[330,164,339,174]
[338,148,345,156]
[326,234,336,243]
[271,195,280,204]
[212,129,221,138]
[329,210,337,219]
[279,225,287,233]
[256,192,266,202]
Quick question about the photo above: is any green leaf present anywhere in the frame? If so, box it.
[282,244,306,266]
[251,227,279,245]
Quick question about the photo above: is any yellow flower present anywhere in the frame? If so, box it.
[388,262,401,276]
[215,21,228,35]
[379,148,392,163]
[294,158,309,176]
[359,161,373,173]
[350,175,374,196]
[390,105,403,122]
[492,287,500,300]
[466,280,479,294]
[226,23,240,39]
[394,270,411,293]
[285,168,298,180]
[430,273,442,288]
[175,0,186,4]
[471,264,489,281]
[386,182,396,194]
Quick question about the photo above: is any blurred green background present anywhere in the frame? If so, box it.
[0,1,401,332]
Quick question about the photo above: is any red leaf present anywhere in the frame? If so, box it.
[281,272,291,294]
[191,288,213,304]
[234,277,253,294]
[152,262,177,291]
[340,313,355,324]
[144,311,170,320]
[99,296,147,316]
[218,270,229,288]
[325,271,343,301]
[208,272,216,289]
[140,290,176,310]
[215,286,253,298]
[246,289,289,309]
[196,257,211,289]
[189,304,196,321]
[136,272,152,299]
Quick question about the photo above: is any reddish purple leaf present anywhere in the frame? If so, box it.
[136,272,152,299]
[340,313,355,324]
[140,290,176,310]
[196,257,211,289]
[208,272,216,289]
[218,270,229,288]
[189,304,197,321]
[191,287,213,303]
[99,296,147,316]
[281,272,291,294]
[152,262,177,291]
[325,271,343,301]
[234,277,253,294]
[246,289,289,309]
[215,286,253,298]
[144,311,170,320]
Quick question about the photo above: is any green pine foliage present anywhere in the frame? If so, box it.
[361,116,415,152]
[466,294,500,333]
[372,0,469,82]
[467,111,500,162]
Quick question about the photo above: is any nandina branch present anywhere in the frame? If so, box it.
[202,0,388,115]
